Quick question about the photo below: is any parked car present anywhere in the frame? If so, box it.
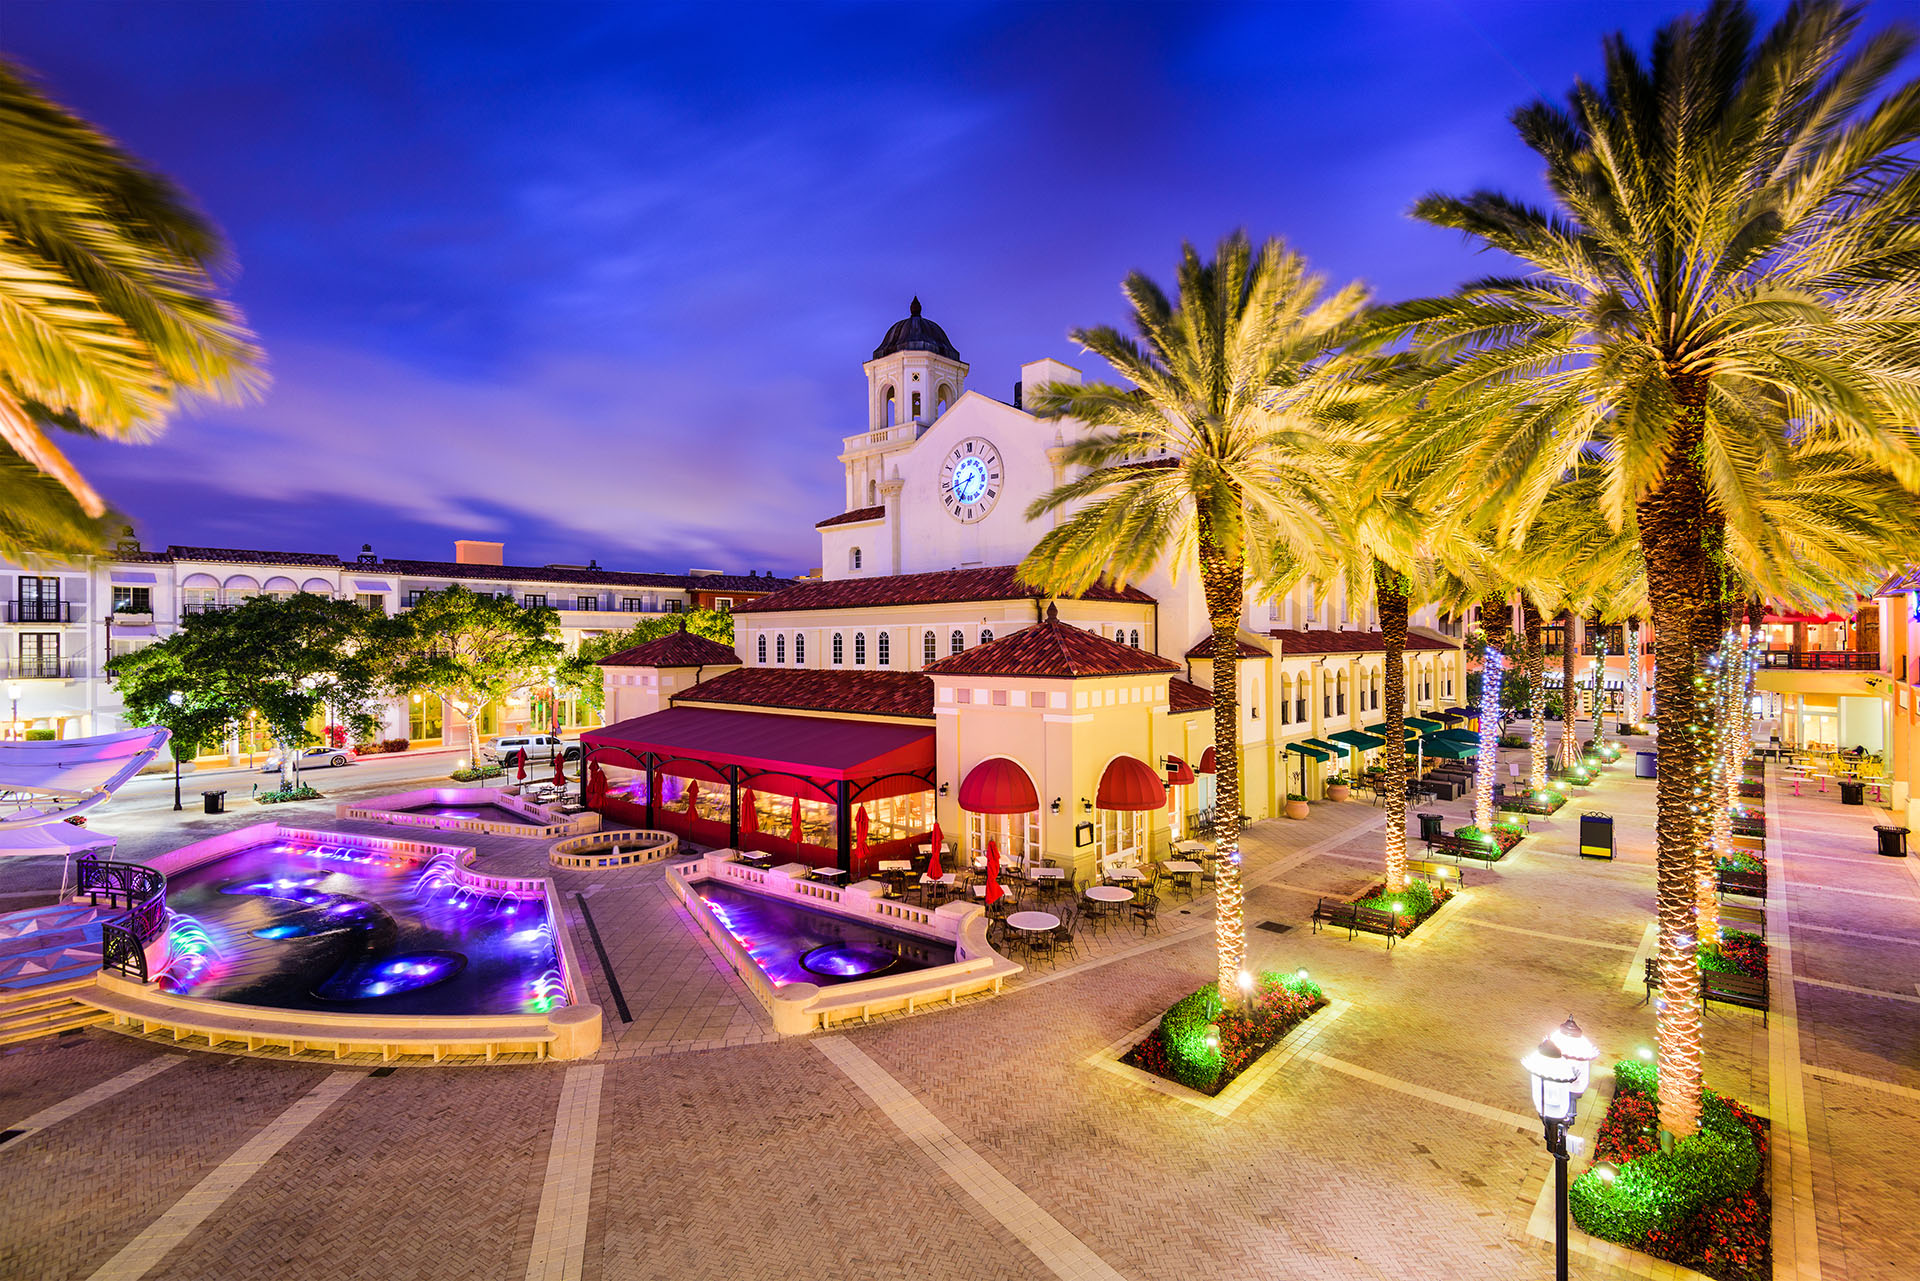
[484,734,581,767]
[261,745,356,771]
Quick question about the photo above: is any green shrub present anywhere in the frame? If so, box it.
[1614,1056,1658,1097]
[1354,880,1437,918]
[450,765,505,782]
[257,785,323,804]
[24,728,56,741]
[1156,984,1227,1092]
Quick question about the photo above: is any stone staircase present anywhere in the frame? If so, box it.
[0,904,113,1045]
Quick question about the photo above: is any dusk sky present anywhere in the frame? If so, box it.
[7,0,1816,574]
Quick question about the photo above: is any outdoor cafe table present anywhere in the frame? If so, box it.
[1029,866,1066,881]
[1084,885,1132,904]
[877,860,912,872]
[1173,839,1209,857]
[1007,911,1059,934]
[1164,860,1203,876]
[810,867,848,882]
[1106,866,1145,882]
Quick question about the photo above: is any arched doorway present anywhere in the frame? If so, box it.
[957,756,1040,871]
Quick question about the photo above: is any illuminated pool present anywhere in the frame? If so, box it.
[396,803,541,826]
[695,882,954,987]
[155,837,566,1017]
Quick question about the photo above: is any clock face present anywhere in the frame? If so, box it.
[941,438,1002,523]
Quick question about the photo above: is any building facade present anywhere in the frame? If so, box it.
[2,536,778,756]
[586,300,1471,880]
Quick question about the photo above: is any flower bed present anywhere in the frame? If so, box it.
[1716,850,1764,876]
[1571,1059,1770,1280]
[1498,789,1567,815]
[1121,972,1327,1096]
[450,765,507,782]
[1454,823,1524,856]
[1701,930,1767,979]
[1351,878,1452,933]
[256,784,323,805]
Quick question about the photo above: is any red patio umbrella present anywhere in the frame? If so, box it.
[984,839,1004,905]
[686,779,700,814]
[741,788,758,835]
[516,753,527,785]
[925,833,943,881]
[854,804,870,878]
[789,796,803,845]
[552,752,565,788]
[929,820,944,872]
[586,762,606,807]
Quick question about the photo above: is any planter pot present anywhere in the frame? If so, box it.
[1326,785,1351,803]
[1284,800,1310,820]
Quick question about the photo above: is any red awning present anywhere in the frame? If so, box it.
[1097,755,1167,811]
[957,757,1039,814]
[1197,747,1216,775]
[583,706,934,803]
[1764,612,1848,625]
[1165,755,1196,786]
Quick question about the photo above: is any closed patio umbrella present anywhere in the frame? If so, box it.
[516,754,527,785]
[586,762,606,807]
[855,804,870,879]
[552,753,565,789]
[925,833,943,881]
[790,796,803,845]
[686,779,699,815]
[984,839,1004,905]
[930,820,943,870]
[741,788,758,835]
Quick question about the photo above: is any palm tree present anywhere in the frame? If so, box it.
[1360,0,1920,1135]
[1470,594,1513,831]
[0,60,263,532]
[1020,232,1368,998]
[1516,597,1550,790]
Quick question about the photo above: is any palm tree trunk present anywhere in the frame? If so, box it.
[1198,519,1246,1000]
[1376,561,1410,893]
[1697,596,1734,944]
[1625,618,1642,724]
[1636,377,1720,1140]
[1559,611,1579,768]
[1521,600,1548,790]
[1472,595,1511,831]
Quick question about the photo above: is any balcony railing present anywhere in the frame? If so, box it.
[3,658,81,680]
[5,601,76,623]
[1759,649,1877,671]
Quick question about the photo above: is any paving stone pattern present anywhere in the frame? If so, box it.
[0,744,1912,1279]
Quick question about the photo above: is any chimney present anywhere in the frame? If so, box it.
[1012,380,1022,409]
[455,540,505,566]
[358,543,377,566]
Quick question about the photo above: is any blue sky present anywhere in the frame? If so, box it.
[6,0,1815,573]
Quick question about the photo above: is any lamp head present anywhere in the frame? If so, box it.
[1522,1035,1582,1123]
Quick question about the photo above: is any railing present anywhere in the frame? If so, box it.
[76,854,168,979]
[5,601,76,623]
[1759,649,1877,671]
[3,658,81,680]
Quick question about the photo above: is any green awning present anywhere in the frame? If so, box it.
[1434,710,1469,726]
[1329,729,1386,750]
[1406,717,1445,733]
[1286,742,1331,762]
[1363,722,1419,741]
[1434,728,1480,745]
[1423,739,1479,759]
[1301,737,1343,754]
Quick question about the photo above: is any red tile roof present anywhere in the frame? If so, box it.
[924,605,1180,678]
[1267,629,1459,654]
[1167,677,1214,713]
[740,564,1155,614]
[815,505,886,528]
[168,545,342,566]
[596,628,741,668]
[1184,635,1269,659]
[673,667,933,719]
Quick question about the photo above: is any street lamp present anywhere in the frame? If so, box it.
[168,691,185,811]
[1522,1015,1599,1281]
[6,683,19,741]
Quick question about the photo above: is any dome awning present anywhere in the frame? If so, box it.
[1096,756,1167,812]
[1165,755,1196,786]
[957,757,1038,814]
[1197,746,1217,774]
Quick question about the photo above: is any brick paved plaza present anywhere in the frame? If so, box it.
[2,739,1914,1281]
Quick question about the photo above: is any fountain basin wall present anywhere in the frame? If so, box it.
[549,829,678,870]
[337,788,599,838]
[83,821,600,1063]
[667,852,1018,1035]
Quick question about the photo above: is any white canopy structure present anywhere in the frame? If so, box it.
[0,806,116,858]
[0,726,169,833]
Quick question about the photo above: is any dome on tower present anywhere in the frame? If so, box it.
[872,296,961,361]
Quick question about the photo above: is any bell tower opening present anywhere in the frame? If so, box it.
[864,296,969,435]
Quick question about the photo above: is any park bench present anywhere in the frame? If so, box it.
[1405,858,1465,890]
[1702,969,1769,1023]
[1427,833,1502,865]
[1717,866,1767,899]
[1720,902,1765,932]
[1311,898,1400,947]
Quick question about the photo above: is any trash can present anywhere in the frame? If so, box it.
[1635,751,1657,779]
[1839,780,1864,806]
[1875,826,1909,858]
[1417,813,1444,842]
[201,789,227,815]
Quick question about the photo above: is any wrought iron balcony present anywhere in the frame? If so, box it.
[3,658,82,680]
[1759,649,1877,671]
[5,601,76,623]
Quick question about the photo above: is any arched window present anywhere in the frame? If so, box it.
[980,627,993,645]
[1336,671,1347,715]
[911,390,922,418]
[854,633,867,665]
[1323,672,1332,718]
[935,383,953,416]
[1279,675,1291,724]
[1129,628,1141,648]
[884,386,896,427]
[775,634,786,664]
[756,634,767,664]
[924,631,937,665]
[832,633,844,665]
[951,629,964,655]
[867,479,877,505]
[877,632,890,666]
[851,547,862,571]
[794,633,805,664]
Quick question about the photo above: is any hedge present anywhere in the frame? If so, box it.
[257,785,323,805]
[1123,971,1326,1095]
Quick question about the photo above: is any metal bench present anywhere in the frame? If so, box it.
[1405,857,1465,889]
[1702,969,1769,1023]
[1716,867,1767,899]
[1311,898,1400,947]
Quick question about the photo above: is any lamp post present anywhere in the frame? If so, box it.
[6,683,18,741]
[168,691,184,811]
[1522,1015,1599,1281]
